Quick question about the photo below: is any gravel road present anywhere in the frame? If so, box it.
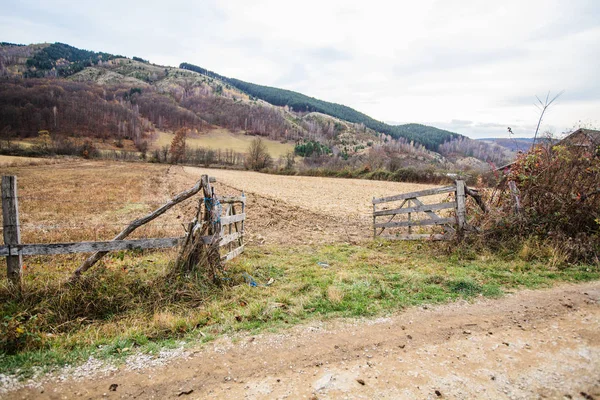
[5,282,599,399]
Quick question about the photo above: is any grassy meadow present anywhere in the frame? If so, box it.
[151,129,294,158]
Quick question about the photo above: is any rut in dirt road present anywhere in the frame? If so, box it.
[6,282,600,399]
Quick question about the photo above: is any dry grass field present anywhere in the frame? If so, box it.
[0,155,63,167]
[151,129,294,158]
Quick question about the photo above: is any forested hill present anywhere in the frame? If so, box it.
[24,43,122,77]
[180,62,463,150]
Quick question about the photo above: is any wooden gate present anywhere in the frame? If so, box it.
[372,180,466,240]
[218,194,246,261]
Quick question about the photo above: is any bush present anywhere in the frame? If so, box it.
[469,142,600,263]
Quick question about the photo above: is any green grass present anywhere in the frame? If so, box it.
[1,240,598,378]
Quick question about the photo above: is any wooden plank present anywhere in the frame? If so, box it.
[221,213,246,225]
[375,199,407,237]
[240,192,246,247]
[220,232,242,247]
[508,180,522,214]
[407,199,412,235]
[372,197,376,238]
[217,196,246,204]
[2,176,22,284]
[221,245,244,262]
[373,201,456,217]
[456,180,466,231]
[201,232,242,246]
[231,204,243,248]
[372,185,455,204]
[227,203,233,252]
[379,234,448,241]
[410,197,456,233]
[374,217,454,229]
[0,237,183,257]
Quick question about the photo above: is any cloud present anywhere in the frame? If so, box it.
[1,0,598,139]
[308,47,352,63]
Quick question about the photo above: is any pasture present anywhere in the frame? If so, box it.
[151,129,295,158]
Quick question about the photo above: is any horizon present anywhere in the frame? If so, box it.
[2,0,598,139]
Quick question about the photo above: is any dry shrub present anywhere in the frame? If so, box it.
[468,142,600,264]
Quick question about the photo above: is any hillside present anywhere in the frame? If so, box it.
[0,42,513,172]
[180,62,463,151]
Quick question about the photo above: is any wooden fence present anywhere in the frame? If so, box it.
[372,180,466,240]
[1,175,245,284]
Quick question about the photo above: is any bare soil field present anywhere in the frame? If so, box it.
[5,282,599,399]
[181,166,445,218]
[179,166,448,245]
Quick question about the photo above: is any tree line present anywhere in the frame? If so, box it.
[24,43,122,78]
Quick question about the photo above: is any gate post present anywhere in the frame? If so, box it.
[455,180,466,235]
[2,176,22,284]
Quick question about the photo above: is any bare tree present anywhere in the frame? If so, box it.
[170,128,187,164]
[533,91,564,145]
[245,137,273,171]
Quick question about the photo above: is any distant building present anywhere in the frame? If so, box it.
[560,128,600,149]
[495,128,600,173]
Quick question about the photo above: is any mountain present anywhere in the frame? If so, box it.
[180,62,462,151]
[477,137,561,153]
[0,42,512,171]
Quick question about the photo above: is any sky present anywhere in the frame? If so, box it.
[1,0,599,139]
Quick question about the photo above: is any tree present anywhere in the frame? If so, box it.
[283,150,295,170]
[170,128,187,164]
[245,137,272,171]
[532,91,564,145]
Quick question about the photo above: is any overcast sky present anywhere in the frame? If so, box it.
[2,0,598,138]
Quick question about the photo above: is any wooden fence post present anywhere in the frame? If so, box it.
[2,176,22,284]
[508,181,522,214]
[407,199,413,235]
[455,180,466,234]
[372,197,376,238]
[241,191,246,239]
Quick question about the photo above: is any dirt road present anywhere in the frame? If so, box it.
[6,282,600,399]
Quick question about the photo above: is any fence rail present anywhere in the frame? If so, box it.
[372,180,465,241]
[1,175,246,284]
[0,237,183,257]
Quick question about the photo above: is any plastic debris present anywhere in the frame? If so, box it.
[317,262,330,268]
[242,272,258,287]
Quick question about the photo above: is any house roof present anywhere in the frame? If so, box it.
[561,128,600,146]
[493,128,600,171]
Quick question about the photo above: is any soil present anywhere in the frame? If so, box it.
[180,166,446,219]
[6,282,600,399]
[171,166,449,246]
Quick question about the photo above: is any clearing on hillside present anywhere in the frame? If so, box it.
[152,130,295,158]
